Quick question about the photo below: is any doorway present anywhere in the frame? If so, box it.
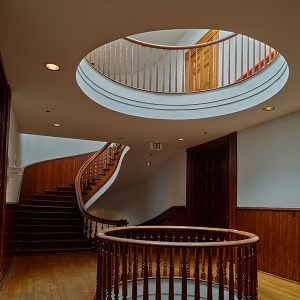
[186,133,237,228]
[185,29,219,91]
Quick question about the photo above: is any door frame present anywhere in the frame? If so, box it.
[186,133,237,228]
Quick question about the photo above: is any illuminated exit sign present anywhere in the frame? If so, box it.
[149,141,162,151]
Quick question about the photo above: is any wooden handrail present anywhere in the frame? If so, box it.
[124,33,238,50]
[98,225,259,248]
[75,142,128,227]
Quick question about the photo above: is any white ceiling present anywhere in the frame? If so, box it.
[0,0,299,191]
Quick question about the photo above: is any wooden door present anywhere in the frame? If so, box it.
[185,29,219,91]
[186,134,237,228]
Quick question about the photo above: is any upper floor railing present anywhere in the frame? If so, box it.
[95,226,259,300]
[86,31,278,94]
[75,142,128,243]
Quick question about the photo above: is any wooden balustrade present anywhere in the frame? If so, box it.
[95,226,259,300]
[86,31,278,94]
[75,142,128,245]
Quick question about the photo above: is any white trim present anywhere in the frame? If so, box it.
[84,146,130,209]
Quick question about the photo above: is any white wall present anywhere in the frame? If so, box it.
[88,151,186,225]
[6,106,21,203]
[237,110,300,208]
[20,134,105,167]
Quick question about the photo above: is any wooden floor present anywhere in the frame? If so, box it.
[1,253,299,300]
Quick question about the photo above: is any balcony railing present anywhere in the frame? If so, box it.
[86,32,278,94]
[95,226,259,300]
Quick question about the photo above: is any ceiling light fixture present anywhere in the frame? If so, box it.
[263,106,275,111]
[177,138,185,141]
[146,162,152,166]
[45,63,60,71]
[52,123,62,127]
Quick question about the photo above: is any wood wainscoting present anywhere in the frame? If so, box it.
[236,207,300,282]
[20,152,95,199]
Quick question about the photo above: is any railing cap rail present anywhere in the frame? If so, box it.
[124,33,238,50]
[97,225,259,248]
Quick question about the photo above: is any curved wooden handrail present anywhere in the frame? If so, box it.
[124,33,238,50]
[98,225,259,248]
[75,142,128,227]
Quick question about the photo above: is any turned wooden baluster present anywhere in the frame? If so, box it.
[207,248,213,300]
[114,244,120,300]
[237,247,243,300]
[96,241,103,300]
[168,247,174,300]
[89,220,93,241]
[122,245,128,300]
[229,247,235,300]
[218,247,225,300]
[194,247,200,300]
[181,247,187,300]
[244,246,249,298]
[143,246,149,300]
[223,244,228,285]
[107,243,113,300]
[127,243,132,280]
[163,233,168,276]
[132,245,138,300]
[186,234,191,277]
[155,247,161,300]
[149,232,153,277]
[103,242,107,300]
[201,234,206,280]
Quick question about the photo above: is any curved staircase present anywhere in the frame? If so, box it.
[16,142,129,254]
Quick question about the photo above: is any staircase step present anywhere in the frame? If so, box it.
[18,224,82,233]
[17,239,91,249]
[19,217,81,225]
[18,231,83,240]
[20,204,77,212]
[23,199,77,207]
[19,210,79,219]
[57,186,76,192]
[33,194,76,201]
[45,190,76,196]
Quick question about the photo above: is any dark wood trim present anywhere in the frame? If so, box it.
[0,55,11,281]
[139,206,187,226]
[186,133,237,228]
[237,207,300,212]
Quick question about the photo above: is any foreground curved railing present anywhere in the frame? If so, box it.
[86,31,278,94]
[75,142,128,244]
[95,226,259,300]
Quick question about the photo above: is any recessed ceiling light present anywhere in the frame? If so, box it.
[45,110,51,113]
[177,138,185,141]
[263,106,275,111]
[146,162,152,166]
[45,63,60,71]
[52,123,61,127]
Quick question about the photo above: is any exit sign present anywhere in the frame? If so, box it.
[149,141,162,151]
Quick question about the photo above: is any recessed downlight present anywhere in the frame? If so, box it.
[263,106,275,111]
[177,138,185,141]
[52,123,62,127]
[45,63,60,71]
[146,162,152,166]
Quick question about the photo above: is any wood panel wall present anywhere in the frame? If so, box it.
[236,208,300,282]
[20,152,95,199]
[140,206,187,226]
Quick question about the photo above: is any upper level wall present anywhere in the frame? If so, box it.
[21,134,104,167]
[237,110,300,208]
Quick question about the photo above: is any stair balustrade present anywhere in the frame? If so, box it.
[86,32,278,94]
[75,142,128,245]
[95,226,259,300]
